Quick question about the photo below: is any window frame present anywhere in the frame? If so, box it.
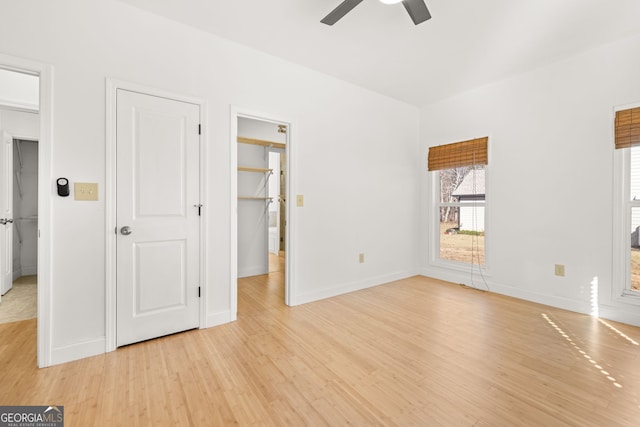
[429,165,490,275]
[613,134,640,305]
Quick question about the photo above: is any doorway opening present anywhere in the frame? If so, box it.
[0,54,52,367]
[0,68,39,325]
[267,150,285,274]
[232,111,294,316]
[0,137,39,324]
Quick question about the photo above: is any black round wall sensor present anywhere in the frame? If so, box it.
[57,177,70,197]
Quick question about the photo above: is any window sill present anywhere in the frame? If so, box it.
[613,290,640,306]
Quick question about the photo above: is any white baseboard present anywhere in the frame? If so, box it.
[50,337,106,366]
[296,270,417,305]
[419,267,591,317]
[12,268,22,281]
[598,304,640,327]
[205,310,234,328]
[238,266,268,279]
[21,265,37,276]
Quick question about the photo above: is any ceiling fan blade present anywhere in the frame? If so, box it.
[402,0,431,25]
[321,0,365,25]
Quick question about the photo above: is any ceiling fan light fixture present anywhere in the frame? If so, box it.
[321,0,430,26]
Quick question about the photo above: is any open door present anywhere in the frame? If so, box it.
[268,151,281,256]
[0,131,13,297]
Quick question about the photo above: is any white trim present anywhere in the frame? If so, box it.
[0,98,38,113]
[612,101,640,307]
[229,109,238,320]
[238,266,271,279]
[418,267,640,328]
[51,337,106,366]
[0,53,53,368]
[198,101,209,330]
[230,107,297,315]
[428,162,491,278]
[420,269,591,315]
[105,79,207,352]
[206,310,234,328]
[297,270,416,305]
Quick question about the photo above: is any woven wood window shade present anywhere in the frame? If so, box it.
[428,137,488,171]
[615,107,640,149]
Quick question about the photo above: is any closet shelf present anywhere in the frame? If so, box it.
[237,136,285,150]
[18,216,38,221]
[238,166,273,174]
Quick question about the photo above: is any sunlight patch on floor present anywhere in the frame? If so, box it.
[541,313,622,389]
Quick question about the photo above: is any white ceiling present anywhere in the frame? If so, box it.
[119,0,640,106]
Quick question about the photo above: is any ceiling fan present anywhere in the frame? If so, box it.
[321,0,431,26]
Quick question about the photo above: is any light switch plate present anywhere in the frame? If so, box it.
[296,195,304,207]
[75,182,99,201]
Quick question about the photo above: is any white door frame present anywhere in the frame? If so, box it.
[230,107,297,316]
[105,79,208,352]
[0,53,53,368]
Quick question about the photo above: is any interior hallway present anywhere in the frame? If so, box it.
[1,273,640,425]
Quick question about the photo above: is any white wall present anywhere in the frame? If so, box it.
[420,33,640,326]
[0,0,419,364]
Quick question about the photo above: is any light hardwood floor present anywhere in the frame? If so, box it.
[1,275,640,426]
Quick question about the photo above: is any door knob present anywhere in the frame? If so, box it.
[0,219,5,225]
[6,219,12,224]
[120,226,133,235]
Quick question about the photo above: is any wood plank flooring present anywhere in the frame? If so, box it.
[1,275,640,426]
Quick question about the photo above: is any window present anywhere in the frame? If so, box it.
[428,137,488,269]
[613,106,640,302]
[437,166,485,265]
[630,147,640,293]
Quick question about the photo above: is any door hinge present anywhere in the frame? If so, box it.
[198,286,201,298]
[198,124,201,135]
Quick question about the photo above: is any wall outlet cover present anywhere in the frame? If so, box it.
[74,182,99,201]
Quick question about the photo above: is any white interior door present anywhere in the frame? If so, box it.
[116,89,200,347]
[0,131,13,297]
[268,151,280,255]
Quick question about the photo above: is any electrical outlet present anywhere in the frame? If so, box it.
[359,253,365,263]
[555,264,565,277]
[74,182,99,201]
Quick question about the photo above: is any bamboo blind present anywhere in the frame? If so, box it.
[428,137,488,171]
[615,107,640,149]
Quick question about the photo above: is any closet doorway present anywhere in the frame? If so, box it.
[232,112,295,314]
[0,68,39,325]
